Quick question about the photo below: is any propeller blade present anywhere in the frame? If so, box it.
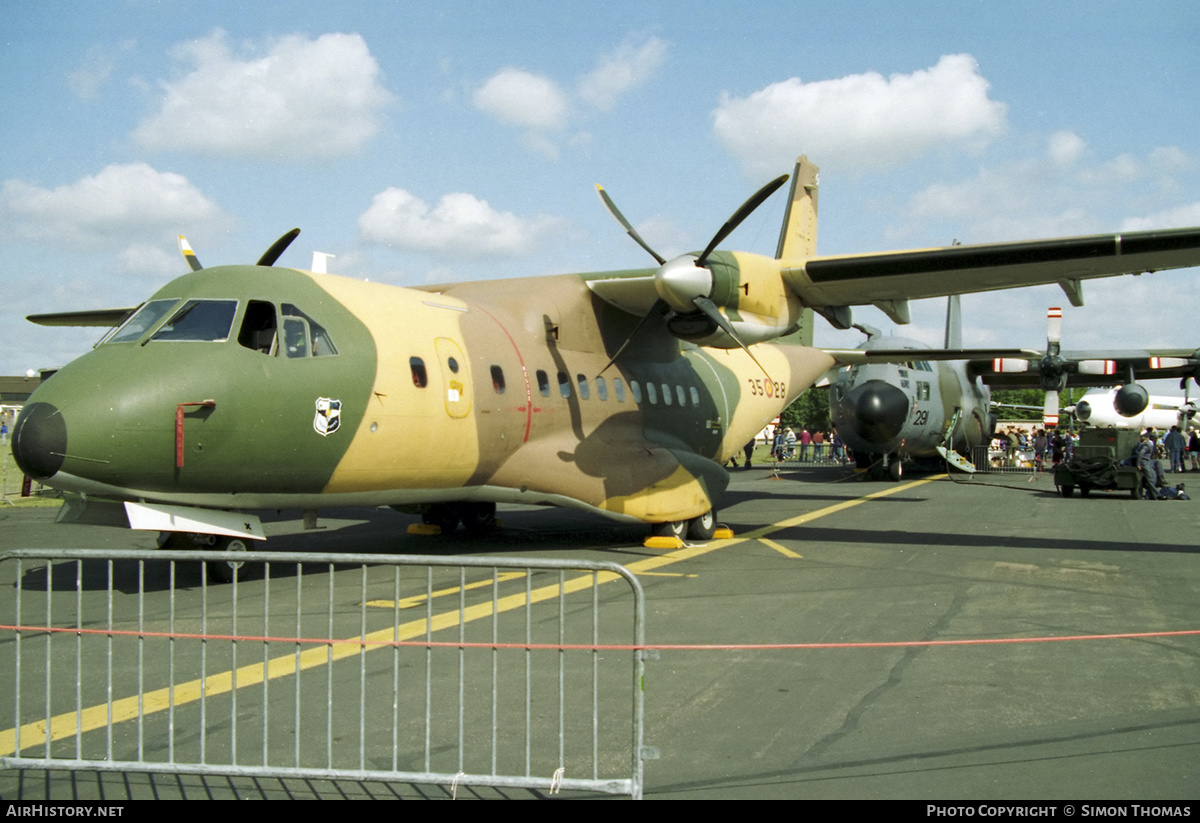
[697,174,789,266]
[595,185,666,265]
[1077,359,1117,376]
[692,296,774,384]
[992,358,1032,373]
[257,228,301,267]
[597,298,670,376]
[1043,391,1060,428]
[177,235,203,271]
[1046,306,1062,356]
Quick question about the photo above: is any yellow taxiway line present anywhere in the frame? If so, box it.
[0,476,942,756]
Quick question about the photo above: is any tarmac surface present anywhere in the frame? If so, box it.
[1,462,1198,800]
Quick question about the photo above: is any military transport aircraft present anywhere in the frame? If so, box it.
[827,296,993,480]
[828,303,1200,478]
[12,156,1200,559]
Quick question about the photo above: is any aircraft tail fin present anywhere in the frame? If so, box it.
[944,294,962,349]
[775,156,819,260]
[774,156,819,347]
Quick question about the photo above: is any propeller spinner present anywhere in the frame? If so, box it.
[595,175,789,378]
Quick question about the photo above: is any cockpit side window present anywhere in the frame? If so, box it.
[105,299,179,344]
[281,304,337,356]
[151,300,238,342]
[238,300,277,354]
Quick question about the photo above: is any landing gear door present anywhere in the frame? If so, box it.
[434,337,471,419]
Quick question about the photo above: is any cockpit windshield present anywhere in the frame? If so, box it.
[151,299,238,342]
[104,299,180,344]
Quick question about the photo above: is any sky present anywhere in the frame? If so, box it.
[2,0,1199,395]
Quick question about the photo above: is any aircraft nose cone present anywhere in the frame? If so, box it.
[11,402,67,479]
[845,380,909,445]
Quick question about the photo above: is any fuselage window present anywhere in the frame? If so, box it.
[596,376,608,401]
[661,383,672,406]
[614,378,626,403]
[410,357,428,388]
[689,386,700,406]
[151,299,237,342]
[238,300,277,354]
[646,382,658,404]
[557,371,571,398]
[917,381,931,401]
[281,304,337,356]
[106,299,178,344]
[576,374,590,400]
[491,365,506,394]
[536,369,550,397]
[630,380,642,404]
[676,385,687,406]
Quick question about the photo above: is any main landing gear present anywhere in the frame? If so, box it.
[159,532,249,583]
[650,510,717,542]
[420,502,497,535]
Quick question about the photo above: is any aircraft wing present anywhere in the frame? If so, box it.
[978,348,1200,389]
[27,308,137,327]
[826,347,1042,366]
[828,345,1200,389]
[784,226,1200,313]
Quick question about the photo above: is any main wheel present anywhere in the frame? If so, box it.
[206,536,248,584]
[422,503,461,534]
[460,502,497,535]
[686,510,716,541]
[1060,484,1075,498]
[651,520,686,539]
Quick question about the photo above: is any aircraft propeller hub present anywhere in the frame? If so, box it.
[654,255,712,313]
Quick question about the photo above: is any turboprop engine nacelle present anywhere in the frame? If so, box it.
[1114,383,1150,417]
[662,251,803,347]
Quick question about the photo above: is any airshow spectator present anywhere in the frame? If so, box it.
[1165,425,1186,473]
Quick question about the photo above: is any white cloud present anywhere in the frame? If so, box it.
[1046,131,1086,167]
[358,187,563,258]
[896,135,1199,243]
[133,29,393,159]
[712,54,1008,178]
[472,68,569,131]
[473,34,667,158]
[578,35,667,111]
[68,44,119,101]
[892,133,1200,244]
[0,163,224,249]
[1121,202,1200,232]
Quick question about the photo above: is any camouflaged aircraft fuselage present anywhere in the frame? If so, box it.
[14,263,831,525]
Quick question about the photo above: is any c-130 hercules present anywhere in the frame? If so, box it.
[12,157,1200,555]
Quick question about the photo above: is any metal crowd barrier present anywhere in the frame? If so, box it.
[0,549,649,799]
